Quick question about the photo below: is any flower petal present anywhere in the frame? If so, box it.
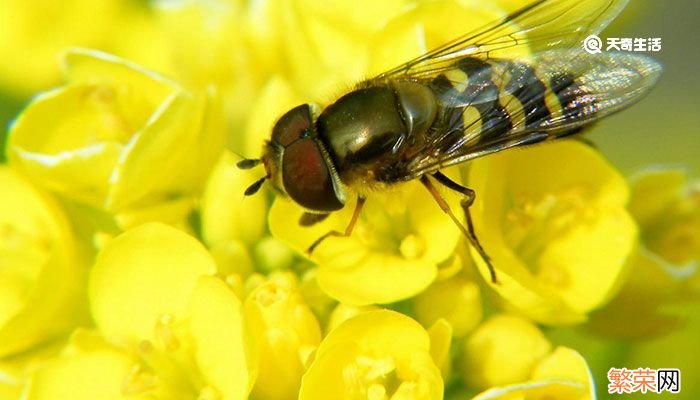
[89,223,216,343]
[202,151,268,248]
[26,347,136,400]
[107,88,223,218]
[187,276,255,400]
[414,273,482,337]
[8,86,126,207]
[460,314,551,389]
[0,167,87,357]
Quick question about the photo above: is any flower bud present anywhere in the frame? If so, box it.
[245,272,322,400]
[460,314,551,389]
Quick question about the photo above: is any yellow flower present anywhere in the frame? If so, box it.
[297,268,339,327]
[201,150,270,277]
[270,177,462,305]
[629,168,699,268]
[24,330,142,400]
[468,141,637,324]
[7,49,223,231]
[459,315,594,399]
[460,314,551,390]
[0,334,67,399]
[244,272,322,400]
[413,268,483,338]
[24,223,256,399]
[202,148,303,278]
[427,319,453,380]
[156,0,262,146]
[0,167,88,357]
[472,347,595,400]
[202,151,268,248]
[588,168,699,338]
[326,303,380,333]
[299,310,443,400]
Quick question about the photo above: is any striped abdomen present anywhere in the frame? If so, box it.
[426,56,589,154]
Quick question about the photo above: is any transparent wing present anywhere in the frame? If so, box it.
[374,0,629,81]
[400,50,662,178]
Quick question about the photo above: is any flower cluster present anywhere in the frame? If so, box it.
[0,1,697,399]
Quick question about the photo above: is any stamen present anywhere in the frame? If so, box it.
[399,234,425,259]
[122,364,157,395]
[137,340,154,354]
[356,356,395,380]
[155,314,180,351]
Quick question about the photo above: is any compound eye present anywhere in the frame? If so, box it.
[282,138,344,212]
[272,104,313,147]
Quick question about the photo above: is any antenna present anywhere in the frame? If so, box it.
[237,158,261,169]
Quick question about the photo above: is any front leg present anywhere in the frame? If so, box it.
[306,196,366,254]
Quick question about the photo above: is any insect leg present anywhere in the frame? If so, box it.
[432,171,477,235]
[306,196,366,254]
[421,173,498,284]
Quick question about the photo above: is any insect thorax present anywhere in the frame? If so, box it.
[315,80,438,185]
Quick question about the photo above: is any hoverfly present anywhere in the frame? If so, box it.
[239,0,662,283]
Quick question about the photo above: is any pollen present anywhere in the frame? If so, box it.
[88,84,116,104]
[224,273,245,299]
[197,386,222,400]
[505,188,591,266]
[83,84,132,144]
[254,284,286,307]
[155,313,181,351]
[400,234,426,259]
[135,320,201,397]
[344,355,405,399]
[356,355,396,380]
[0,220,52,253]
[367,383,387,400]
[0,223,18,245]
[537,261,571,288]
[122,364,157,396]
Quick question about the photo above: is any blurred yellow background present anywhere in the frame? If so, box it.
[0,1,698,399]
